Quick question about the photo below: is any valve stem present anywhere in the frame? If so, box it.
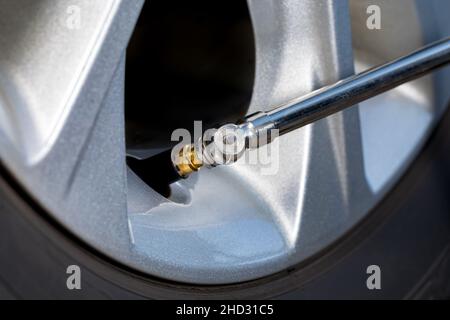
[172,144,204,178]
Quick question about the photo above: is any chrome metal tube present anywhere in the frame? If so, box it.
[246,37,450,137]
[171,37,450,177]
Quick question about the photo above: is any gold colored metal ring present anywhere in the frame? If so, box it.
[173,144,203,178]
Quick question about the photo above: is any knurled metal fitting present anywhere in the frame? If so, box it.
[172,143,204,178]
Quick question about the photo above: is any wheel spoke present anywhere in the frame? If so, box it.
[246,0,371,251]
[0,0,144,254]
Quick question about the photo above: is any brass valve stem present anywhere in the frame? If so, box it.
[173,144,204,178]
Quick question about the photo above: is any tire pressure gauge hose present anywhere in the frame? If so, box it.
[129,37,450,185]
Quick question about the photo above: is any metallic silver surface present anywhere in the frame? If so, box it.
[0,0,145,266]
[0,0,450,285]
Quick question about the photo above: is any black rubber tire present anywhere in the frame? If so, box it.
[1,108,450,299]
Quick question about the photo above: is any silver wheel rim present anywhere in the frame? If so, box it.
[0,0,449,284]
